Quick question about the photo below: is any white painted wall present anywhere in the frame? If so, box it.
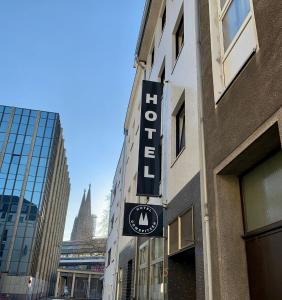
[103,0,202,298]
[145,0,201,205]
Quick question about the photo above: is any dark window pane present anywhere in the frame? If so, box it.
[176,103,185,156]
[175,15,184,58]
[162,7,166,31]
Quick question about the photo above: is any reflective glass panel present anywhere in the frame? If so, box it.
[2,114,10,122]
[26,124,34,136]
[242,151,282,232]
[18,124,27,135]
[0,122,8,132]
[222,0,250,50]
[36,126,44,137]
[20,116,28,124]
[8,134,16,143]
[13,114,20,123]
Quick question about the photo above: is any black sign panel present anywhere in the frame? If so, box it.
[137,80,163,197]
[123,203,163,237]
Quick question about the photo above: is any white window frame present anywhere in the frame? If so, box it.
[138,241,150,300]
[149,238,164,300]
[209,0,259,103]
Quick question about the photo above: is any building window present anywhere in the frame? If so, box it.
[210,0,257,101]
[175,14,184,59]
[241,151,282,233]
[151,47,155,68]
[110,215,114,232]
[107,248,111,267]
[161,6,166,32]
[2,229,7,242]
[138,242,149,300]
[176,103,185,156]
[150,238,164,300]
[221,0,251,51]
[160,65,165,85]
[168,208,194,255]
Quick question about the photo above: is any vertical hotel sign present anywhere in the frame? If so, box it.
[137,80,163,197]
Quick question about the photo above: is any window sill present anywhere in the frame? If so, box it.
[170,146,186,168]
[168,243,195,257]
[215,49,256,105]
[171,44,184,75]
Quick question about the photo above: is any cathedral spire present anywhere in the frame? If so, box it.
[70,186,94,241]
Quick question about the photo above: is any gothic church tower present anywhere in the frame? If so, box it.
[70,185,96,241]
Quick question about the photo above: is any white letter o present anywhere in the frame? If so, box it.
[145,111,157,122]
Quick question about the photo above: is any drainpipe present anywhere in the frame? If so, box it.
[195,0,213,299]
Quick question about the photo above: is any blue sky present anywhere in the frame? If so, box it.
[0,0,145,240]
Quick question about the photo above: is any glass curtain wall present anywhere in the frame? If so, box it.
[0,105,57,274]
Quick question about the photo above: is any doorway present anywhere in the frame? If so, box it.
[168,248,196,300]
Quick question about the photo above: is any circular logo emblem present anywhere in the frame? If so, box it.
[129,205,158,235]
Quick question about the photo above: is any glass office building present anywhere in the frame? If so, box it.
[0,105,70,298]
